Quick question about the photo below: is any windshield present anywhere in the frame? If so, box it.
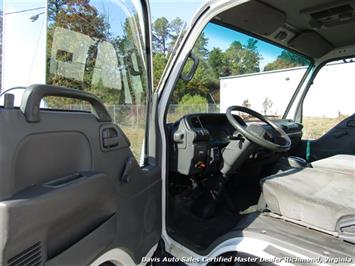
[167,22,311,122]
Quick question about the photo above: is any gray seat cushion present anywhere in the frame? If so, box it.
[312,154,355,174]
[262,167,355,232]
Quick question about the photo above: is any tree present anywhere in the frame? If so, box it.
[46,0,118,107]
[151,17,186,88]
[179,94,207,105]
[208,48,224,78]
[222,39,261,76]
[264,50,309,71]
[48,0,67,22]
[246,38,258,51]
[193,32,209,59]
[168,17,184,52]
[177,94,208,114]
[152,16,186,55]
[262,97,273,115]
[54,0,110,39]
[152,17,170,55]
[153,53,168,88]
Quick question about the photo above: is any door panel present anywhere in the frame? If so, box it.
[46,214,117,266]
[294,114,355,161]
[0,86,161,265]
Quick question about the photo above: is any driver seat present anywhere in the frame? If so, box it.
[261,165,355,243]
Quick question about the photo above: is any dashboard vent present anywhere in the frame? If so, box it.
[189,116,203,128]
[8,242,41,266]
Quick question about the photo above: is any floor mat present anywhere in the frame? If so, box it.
[168,196,240,250]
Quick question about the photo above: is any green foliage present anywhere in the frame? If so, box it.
[48,0,67,21]
[153,53,168,88]
[246,38,258,51]
[46,0,112,107]
[169,17,184,51]
[151,16,186,88]
[264,50,310,71]
[222,40,262,76]
[170,35,263,104]
[152,16,185,55]
[208,48,224,78]
[152,17,170,54]
[279,50,310,65]
[179,94,208,105]
[46,0,148,108]
[175,94,208,115]
[193,32,209,59]
[207,39,262,79]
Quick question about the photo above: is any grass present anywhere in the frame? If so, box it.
[121,126,145,160]
[302,116,346,140]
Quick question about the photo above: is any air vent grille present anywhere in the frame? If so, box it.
[8,242,41,266]
[310,4,355,27]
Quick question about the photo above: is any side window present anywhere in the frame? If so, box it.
[302,59,355,140]
[45,0,149,162]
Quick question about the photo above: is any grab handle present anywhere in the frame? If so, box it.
[20,84,112,123]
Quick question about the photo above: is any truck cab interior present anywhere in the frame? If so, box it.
[165,0,355,257]
[0,0,354,264]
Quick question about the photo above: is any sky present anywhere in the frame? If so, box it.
[150,0,203,21]
[204,22,284,70]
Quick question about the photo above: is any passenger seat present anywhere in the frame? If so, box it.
[311,154,355,174]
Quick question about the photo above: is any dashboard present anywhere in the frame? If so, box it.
[170,113,303,176]
[185,113,302,143]
[187,114,246,145]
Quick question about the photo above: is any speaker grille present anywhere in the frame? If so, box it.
[8,242,41,266]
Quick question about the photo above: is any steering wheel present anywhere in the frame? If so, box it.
[226,106,291,152]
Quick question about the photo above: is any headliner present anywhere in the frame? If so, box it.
[216,0,355,59]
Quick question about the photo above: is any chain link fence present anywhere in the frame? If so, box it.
[64,103,221,125]
[167,104,220,122]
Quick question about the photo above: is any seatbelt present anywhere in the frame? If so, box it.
[239,193,267,215]
[256,193,267,211]
[306,140,311,161]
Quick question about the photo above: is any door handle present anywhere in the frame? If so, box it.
[120,156,135,183]
[333,130,348,138]
[101,126,120,150]
[103,136,119,148]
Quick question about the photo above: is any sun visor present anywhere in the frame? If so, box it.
[218,1,286,36]
[289,31,333,58]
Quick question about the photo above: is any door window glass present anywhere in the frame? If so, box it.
[2,0,150,161]
[302,59,355,139]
